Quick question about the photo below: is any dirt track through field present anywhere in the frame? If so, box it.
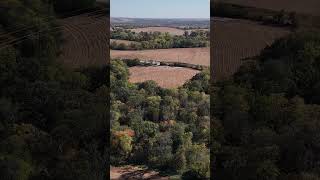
[211,18,290,80]
[129,66,200,88]
[111,47,209,66]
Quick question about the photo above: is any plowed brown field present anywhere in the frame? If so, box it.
[111,47,210,66]
[58,12,109,68]
[129,66,200,88]
[211,18,290,80]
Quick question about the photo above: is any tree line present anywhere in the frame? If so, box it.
[110,29,209,50]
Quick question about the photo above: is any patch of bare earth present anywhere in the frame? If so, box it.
[211,18,290,80]
[111,47,210,66]
[129,66,200,88]
[110,166,169,180]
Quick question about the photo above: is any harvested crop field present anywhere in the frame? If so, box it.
[129,26,208,35]
[211,18,290,80]
[129,66,200,88]
[111,47,209,66]
[58,10,109,68]
[130,27,185,35]
[216,0,320,16]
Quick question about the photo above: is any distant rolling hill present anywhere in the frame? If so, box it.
[111,17,210,28]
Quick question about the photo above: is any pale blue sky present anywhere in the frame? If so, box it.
[111,0,210,19]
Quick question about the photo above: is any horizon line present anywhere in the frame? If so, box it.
[111,16,210,20]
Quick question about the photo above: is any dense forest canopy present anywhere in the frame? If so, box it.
[110,60,210,179]
[0,0,108,179]
[211,31,320,180]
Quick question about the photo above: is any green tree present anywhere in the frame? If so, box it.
[145,96,162,121]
